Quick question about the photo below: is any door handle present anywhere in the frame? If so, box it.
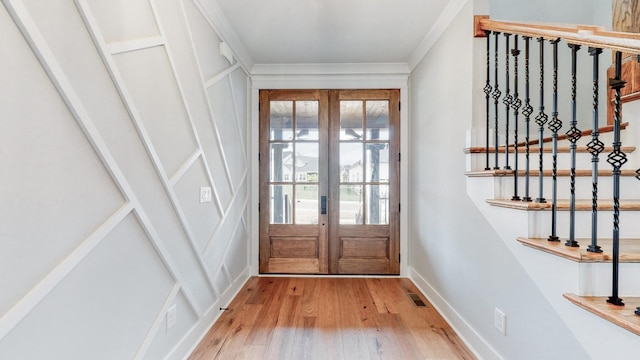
[321,196,327,215]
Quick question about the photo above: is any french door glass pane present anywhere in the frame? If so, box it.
[270,185,293,224]
[270,101,293,140]
[295,185,318,224]
[365,185,389,225]
[269,143,293,182]
[294,143,319,182]
[366,101,389,140]
[366,143,389,182]
[339,185,363,224]
[296,101,319,140]
[340,143,363,182]
[340,101,363,140]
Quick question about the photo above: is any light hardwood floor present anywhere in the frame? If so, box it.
[189,277,475,360]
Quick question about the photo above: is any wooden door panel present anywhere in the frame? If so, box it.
[329,89,400,275]
[259,90,329,274]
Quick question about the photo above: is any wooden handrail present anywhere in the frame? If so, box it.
[475,16,640,55]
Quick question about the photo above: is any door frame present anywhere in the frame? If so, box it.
[249,70,410,276]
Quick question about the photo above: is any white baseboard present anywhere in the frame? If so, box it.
[167,267,251,360]
[409,267,503,360]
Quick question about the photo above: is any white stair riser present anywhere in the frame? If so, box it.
[494,175,640,200]
[578,262,640,297]
[527,210,640,239]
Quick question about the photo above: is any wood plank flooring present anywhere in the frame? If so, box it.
[189,277,475,360]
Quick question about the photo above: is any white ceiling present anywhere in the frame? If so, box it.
[212,0,457,67]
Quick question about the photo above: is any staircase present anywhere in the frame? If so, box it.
[465,94,640,357]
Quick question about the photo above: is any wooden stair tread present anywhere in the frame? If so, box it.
[564,293,640,337]
[465,169,638,177]
[517,237,640,262]
[487,199,640,211]
[464,145,636,154]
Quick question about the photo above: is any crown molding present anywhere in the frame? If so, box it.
[251,62,411,76]
[407,0,469,71]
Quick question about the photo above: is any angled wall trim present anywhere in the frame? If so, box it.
[2,0,203,338]
[0,203,133,340]
[75,0,221,300]
[107,36,166,56]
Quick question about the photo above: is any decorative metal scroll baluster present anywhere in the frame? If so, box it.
[547,39,562,242]
[606,51,627,307]
[503,34,513,170]
[535,37,548,203]
[522,37,533,202]
[484,30,493,170]
[587,47,604,253]
[511,35,522,200]
[565,44,582,247]
[492,32,502,170]
[536,37,549,203]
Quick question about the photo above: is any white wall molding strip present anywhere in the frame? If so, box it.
[203,184,249,273]
[0,203,133,340]
[407,0,468,70]
[169,149,202,187]
[409,267,502,360]
[150,0,227,217]
[226,74,247,163]
[204,62,241,89]
[107,36,165,56]
[4,0,203,323]
[179,0,236,197]
[75,0,220,300]
[203,170,248,256]
[135,283,182,359]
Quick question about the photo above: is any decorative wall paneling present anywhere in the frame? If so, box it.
[74,0,221,303]
[1,0,250,358]
[0,0,202,355]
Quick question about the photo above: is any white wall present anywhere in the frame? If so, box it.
[408,1,590,358]
[0,0,250,358]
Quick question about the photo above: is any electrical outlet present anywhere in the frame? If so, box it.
[200,187,212,203]
[166,304,177,331]
[494,308,506,335]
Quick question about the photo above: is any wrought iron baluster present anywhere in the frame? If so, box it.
[606,51,626,307]
[565,44,582,247]
[484,30,493,170]
[503,33,513,170]
[587,47,604,254]
[492,32,502,170]
[535,37,547,204]
[511,35,522,200]
[547,39,562,242]
[522,36,533,202]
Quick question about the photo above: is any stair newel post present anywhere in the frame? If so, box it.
[484,30,493,170]
[522,36,533,202]
[547,38,562,242]
[511,35,522,201]
[535,37,548,204]
[606,51,627,307]
[492,31,502,170]
[503,33,513,170]
[587,47,604,253]
[565,44,582,247]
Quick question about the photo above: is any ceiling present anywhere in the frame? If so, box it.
[213,0,456,67]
